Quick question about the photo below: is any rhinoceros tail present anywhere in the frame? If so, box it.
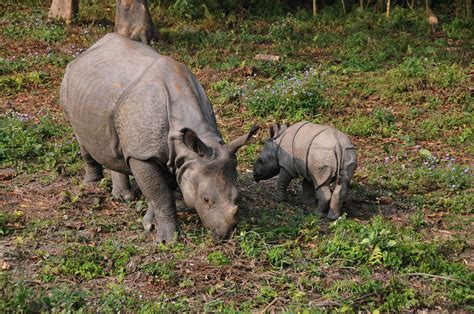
[334,141,343,185]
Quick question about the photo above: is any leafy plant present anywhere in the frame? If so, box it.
[207,251,230,266]
[243,68,330,120]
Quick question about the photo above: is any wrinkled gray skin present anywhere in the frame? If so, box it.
[60,33,258,243]
[253,122,357,220]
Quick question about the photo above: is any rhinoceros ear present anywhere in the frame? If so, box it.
[182,128,213,158]
[228,124,260,155]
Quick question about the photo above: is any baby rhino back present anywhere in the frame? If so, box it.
[279,122,355,187]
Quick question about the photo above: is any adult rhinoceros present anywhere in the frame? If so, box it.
[60,33,258,244]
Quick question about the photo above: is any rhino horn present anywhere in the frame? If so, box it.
[228,124,260,155]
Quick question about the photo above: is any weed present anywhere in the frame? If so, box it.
[0,210,24,236]
[0,71,48,95]
[243,67,330,121]
[267,245,292,269]
[0,114,81,175]
[3,16,66,43]
[141,260,177,283]
[342,114,375,137]
[0,58,27,75]
[207,251,230,266]
[43,240,140,282]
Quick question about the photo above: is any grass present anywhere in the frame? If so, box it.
[0,1,473,312]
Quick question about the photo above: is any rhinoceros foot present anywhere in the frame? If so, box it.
[143,207,179,244]
[83,171,104,184]
[327,208,341,221]
[275,191,288,202]
[112,188,135,202]
[314,208,327,218]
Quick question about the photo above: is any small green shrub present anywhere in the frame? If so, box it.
[0,58,27,75]
[0,210,24,236]
[142,261,177,282]
[243,68,330,120]
[43,241,140,282]
[3,18,66,43]
[0,114,81,174]
[343,114,375,137]
[0,71,47,95]
[267,245,292,269]
[207,251,230,266]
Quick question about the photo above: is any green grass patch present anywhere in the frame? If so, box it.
[42,240,140,282]
[242,67,330,121]
[0,114,81,175]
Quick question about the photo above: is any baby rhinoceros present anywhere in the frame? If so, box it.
[253,122,357,220]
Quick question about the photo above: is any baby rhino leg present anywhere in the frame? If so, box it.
[328,162,356,220]
[315,185,331,217]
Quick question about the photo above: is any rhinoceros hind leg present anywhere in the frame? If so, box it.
[111,171,134,201]
[302,178,316,205]
[315,185,331,217]
[328,163,356,220]
[129,158,179,244]
[80,145,103,184]
[327,182,346,220]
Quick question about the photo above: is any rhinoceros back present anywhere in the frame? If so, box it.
[276,121,355,185]
[61,33,221,174]
[60,33,161,169]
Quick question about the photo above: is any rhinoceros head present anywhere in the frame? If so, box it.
[176,126,259,241]
[253,123,289,182]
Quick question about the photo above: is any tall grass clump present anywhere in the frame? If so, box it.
[242,68,330,121]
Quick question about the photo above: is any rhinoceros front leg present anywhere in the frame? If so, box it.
[128,158,179,244]
[276,168,292,202]
[111,171,134,201]
[80,145,104,184]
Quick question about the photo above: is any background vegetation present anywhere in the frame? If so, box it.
[1,0,473,311]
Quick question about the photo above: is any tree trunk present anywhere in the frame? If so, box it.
[114,0,155,45]
[48,0,79,21]
[313,0,317,16]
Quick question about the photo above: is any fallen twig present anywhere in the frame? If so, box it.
[261,297,279,313]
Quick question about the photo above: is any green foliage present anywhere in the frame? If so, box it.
[243,68,330,121]
[267,245,292,269]
[207,251,231,266]
[43,240,140,282]
[0,210,24,236]
[0,273,89,312]
[0,58,27,75]
[0,114,81,174]
[319,215,472,282]
[3,18,66,43]
[342,114,375,137]
[142,261,177,282]
[0,71,47,95]
[98,283,138,313]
